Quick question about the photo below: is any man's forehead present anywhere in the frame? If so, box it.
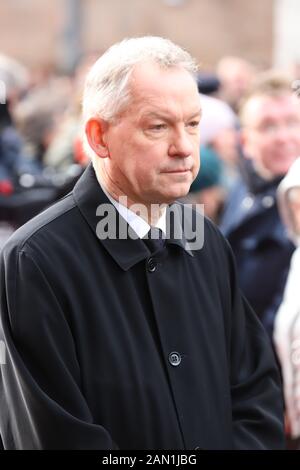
[129,61,198,94]
[140,104,202,119]
[244,93,300,122]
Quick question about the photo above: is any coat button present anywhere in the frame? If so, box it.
[147,257,157,273]
[169,351,181,366]
[262,195,274,208]
[242,196,254,210]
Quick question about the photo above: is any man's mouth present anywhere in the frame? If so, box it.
[163,169,191,173]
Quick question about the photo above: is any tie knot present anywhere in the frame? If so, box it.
[143,227,166,253]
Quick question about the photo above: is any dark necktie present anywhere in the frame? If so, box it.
[143,227,166,253]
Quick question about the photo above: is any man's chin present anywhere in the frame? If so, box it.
[161,187,191,203]
[272,163,296,177]
[272,155,297,173]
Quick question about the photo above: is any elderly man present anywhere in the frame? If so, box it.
[0,37,284,450]
[220,74,300,337]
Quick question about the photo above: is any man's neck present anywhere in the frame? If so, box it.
[253,161,276,181]
[93,162,167,226]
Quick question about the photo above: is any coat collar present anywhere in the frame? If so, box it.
[239,158,283,195]
[72,164,194,271]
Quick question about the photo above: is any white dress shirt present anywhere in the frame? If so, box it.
[101,184,167,239]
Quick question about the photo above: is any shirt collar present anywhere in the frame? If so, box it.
[73,164,194,271]
[101,184,167,239]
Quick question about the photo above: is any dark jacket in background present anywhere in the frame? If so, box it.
[220,160,295,337]
[0,164,284,449]
[0,102,41,182]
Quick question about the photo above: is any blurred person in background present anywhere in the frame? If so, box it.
[0,54,82,234]
[220,73,300,338]
[184,145,225,222]
[274,157,300,449]
[185,93,239,222]
[42,53,101,171]
[217,56,256,113]
[199,93,240,191]
[0,54,47,231]
[0,54,41,185]
[13,76,72,166]
[196,71,220,96]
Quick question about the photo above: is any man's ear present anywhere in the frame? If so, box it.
[85,118,109,158]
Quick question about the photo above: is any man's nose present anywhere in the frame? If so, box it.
[168,130,194,158]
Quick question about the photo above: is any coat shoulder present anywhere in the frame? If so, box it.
[1,193,77,259]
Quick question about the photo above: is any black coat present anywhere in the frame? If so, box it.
[220,162,295,337]
[0,164,284,450]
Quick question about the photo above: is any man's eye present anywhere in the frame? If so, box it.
[187,121,200,128]
[149,124,167,131]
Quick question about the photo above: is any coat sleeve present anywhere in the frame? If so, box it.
[0,245,118,450]
[223,238,286,449]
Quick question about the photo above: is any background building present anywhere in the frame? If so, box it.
[0,0,275,72]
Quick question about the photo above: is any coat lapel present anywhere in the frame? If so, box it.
[73,164,194,271]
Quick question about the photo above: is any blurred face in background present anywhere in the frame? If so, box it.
[241,94,300,179]
[212,128,239,165]
[217,57,255,111]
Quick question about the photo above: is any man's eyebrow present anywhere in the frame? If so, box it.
[142,109,202,120]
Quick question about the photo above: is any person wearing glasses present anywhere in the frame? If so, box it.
[220,73,300,338]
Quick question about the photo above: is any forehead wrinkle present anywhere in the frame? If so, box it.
[136,103,202,123]
[127,77,201,123]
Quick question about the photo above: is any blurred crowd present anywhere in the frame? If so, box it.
[1,50,300,447]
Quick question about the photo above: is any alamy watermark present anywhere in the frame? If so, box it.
[95,198,205,251]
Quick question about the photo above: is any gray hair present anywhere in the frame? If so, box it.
[82,36,198,161]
